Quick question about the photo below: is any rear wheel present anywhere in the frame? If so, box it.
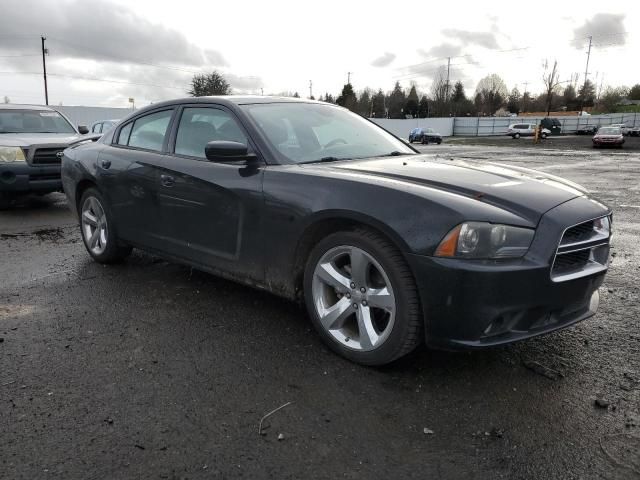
[514,133,520,139]
[79,188,132,263]
[304,229,422,365]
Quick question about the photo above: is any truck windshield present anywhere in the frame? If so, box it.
[0,110,76,134]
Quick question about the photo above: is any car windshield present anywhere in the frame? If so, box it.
[0,109,76,134]
[598,127,620,135]
[241,102,414,164]
[425,128,434,133]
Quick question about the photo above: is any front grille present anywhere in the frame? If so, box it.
[32,147,64,165]
[551,217,611,282]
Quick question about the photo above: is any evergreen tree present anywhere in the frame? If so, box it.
[336,83,358,112]
[387,81,406,119]
[451,81,466,103]
[563,85,578,110]
[293,92,300,98]
[418,96,429,118]
[371,89,386,118]
[507,87,521,114]
[404,85,420,118]
[357,89,372,117]
[628,84,640,100]
[578,80,596,108]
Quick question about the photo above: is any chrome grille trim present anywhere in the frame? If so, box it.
[551,215,611,283]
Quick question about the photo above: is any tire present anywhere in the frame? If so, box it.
[408,138,413,143]
[541,132,548,139]
[437,140,442,145]
[303,228,423,366]
[78,187,132,263]
[422,138,428,145]
[514,133,520,139]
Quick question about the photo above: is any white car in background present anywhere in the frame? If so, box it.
[506,123,550,139]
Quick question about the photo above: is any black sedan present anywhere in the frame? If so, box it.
[409,127,442,144]
[62,97,612,365]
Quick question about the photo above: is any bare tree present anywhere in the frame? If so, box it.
[542,60,560,116]
[430,68,449,116]
[474,74,508,115]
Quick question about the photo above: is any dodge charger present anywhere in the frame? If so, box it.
[61,97,612,365]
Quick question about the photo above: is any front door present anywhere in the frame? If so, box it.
[156,105,265,283]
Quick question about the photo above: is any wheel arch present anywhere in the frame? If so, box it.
[291,210,412,299]
[75,178,98,212]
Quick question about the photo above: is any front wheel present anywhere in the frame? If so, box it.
[541,132,548,139]
[304,229,423,365]
[79,188,132,263]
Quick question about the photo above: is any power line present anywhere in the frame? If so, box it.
[0,71,186,90]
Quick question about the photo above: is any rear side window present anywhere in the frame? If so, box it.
[125,110,173,152]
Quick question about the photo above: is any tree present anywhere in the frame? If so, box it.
[404,85,419,118]
[371,89,386,118]
[474,74,508,115]
[542,60,560,116]
[507,87,521,114]
[451,81,466,103]
[293,92,300,98]
[357,88,372,117]
[520,91,532,113]
[578,79,596,109]
[336,83,358,112]
[418,95,429,118]
[563,84,578,111]
[3,96,9,104]
[188,71,231,96]
[387,81,406,118]
[597,86,628,113]
[629,84,640,100]
[430,68,450,116]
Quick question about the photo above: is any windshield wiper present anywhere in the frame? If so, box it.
[298,156,350,164]
[377,151,412,157]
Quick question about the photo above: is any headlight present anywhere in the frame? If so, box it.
[435,222,535,259]
[0,146,26,163]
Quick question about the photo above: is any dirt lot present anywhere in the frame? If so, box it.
[1,142,639,479]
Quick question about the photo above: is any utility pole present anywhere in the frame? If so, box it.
[579,35,592,113]
[347,72,352,84]
[523,82,529,113]
[260,87,264,96]
[445,57,451,115]
[41,36,49,105]
[309,80,313,99]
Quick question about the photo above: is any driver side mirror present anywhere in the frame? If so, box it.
[205,141,255,163]
[78,125,89,134]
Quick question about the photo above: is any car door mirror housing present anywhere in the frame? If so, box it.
[205,141,252,162]
[78,125,89,134]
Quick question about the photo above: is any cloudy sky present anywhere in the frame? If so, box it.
[0,0,637,107]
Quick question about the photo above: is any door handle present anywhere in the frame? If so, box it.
[100,159,111,169]
[160,174,175,187]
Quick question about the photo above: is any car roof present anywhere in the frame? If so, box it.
[0,103,58,111]
[132,95,329,115]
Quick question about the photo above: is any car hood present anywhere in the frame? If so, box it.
[0,132,85,147]
[316,155,587,223]
[594,134,622,139]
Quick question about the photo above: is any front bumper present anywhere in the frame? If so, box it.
[0,162,62,194]
[408,196,611,350]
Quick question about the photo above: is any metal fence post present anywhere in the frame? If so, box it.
[492,117,495,135]
[476,117,479,136]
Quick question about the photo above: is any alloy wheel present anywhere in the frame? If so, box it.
[311,246,396,351]
[81,196,108,255]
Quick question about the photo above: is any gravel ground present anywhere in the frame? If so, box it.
[1,142,639,480]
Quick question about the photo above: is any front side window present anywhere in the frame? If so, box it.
[175,107,247,158]
[242,103,414,164]
[92,123,102,133]
[127,110,173,152]
[117,122,132,146]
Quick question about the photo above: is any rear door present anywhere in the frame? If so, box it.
[156,104,265,282]
[97,107,175,250]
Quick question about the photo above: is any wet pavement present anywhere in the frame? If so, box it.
[1,143,639,479]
